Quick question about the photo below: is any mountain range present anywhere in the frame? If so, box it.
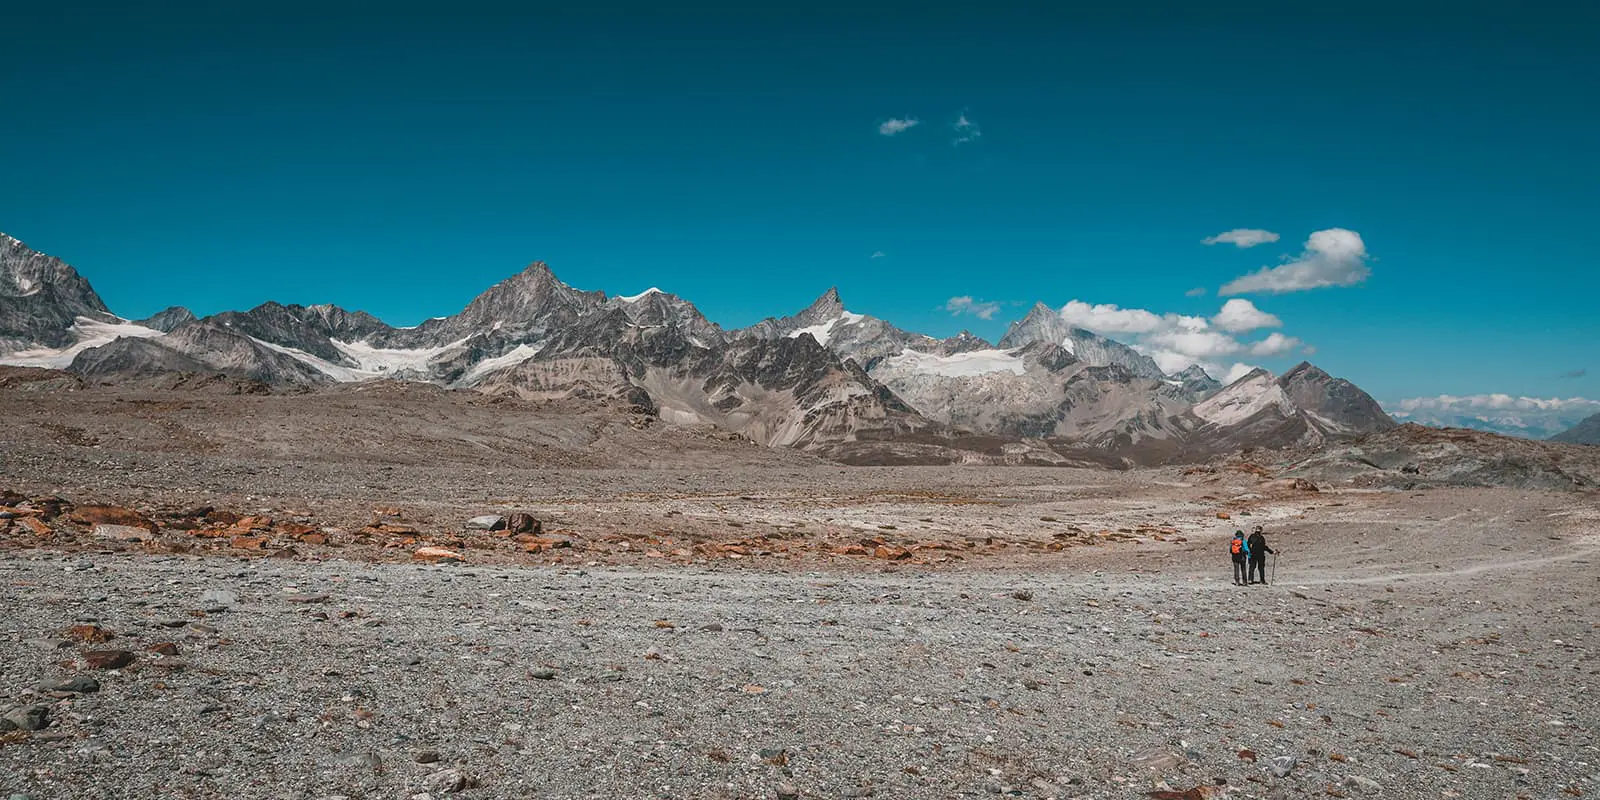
[0,232,1397,465]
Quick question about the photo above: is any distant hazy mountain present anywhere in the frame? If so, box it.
[1387,398,1600,440]
[0,231,1394,464]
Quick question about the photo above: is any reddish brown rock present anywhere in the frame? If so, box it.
[82,649,136,670]
[414,546,465,564]
[872,545,911,560]
[71,505,157,533]
[146,642,180,656]
[276,521,317,536]
[297,532,328,545]
[94,524,154,542]
[506,513,542,535]
[230,515,273,533]
[18,517,52,536]
[66,624,115,643]
[204,509,241,526]
[230,535,268,550]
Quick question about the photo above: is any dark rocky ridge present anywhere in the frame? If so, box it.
[1550,412,1600,445]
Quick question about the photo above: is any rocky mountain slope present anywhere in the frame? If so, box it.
[0,232,1396,464]
[1284,423,1600,490]
[0,233,119,351]
[1550,412,1600,445]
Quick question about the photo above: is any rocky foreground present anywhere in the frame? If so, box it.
[2,487,1596,800]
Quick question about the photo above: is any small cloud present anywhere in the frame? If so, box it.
[952,111,981,145]
[1561,368,1587,379]
[1202,228,1280,248]
[1220,228,1372,295]
[946,295,1001,320]
[870,250,886,259]
[1248,332,1303,357]
[1185,287,1207,297]
[878,117,920,136]
[1212,298,1283,333]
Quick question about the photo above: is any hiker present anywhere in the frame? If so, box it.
[1229,530,1250,586]
[1247,525,1276,585]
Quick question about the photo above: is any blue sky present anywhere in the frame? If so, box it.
[2,1,1595,404]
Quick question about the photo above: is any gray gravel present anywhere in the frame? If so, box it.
[2,530,1595,799]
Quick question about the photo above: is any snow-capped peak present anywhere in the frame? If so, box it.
[617,287,665,303]
[786,310,864,347]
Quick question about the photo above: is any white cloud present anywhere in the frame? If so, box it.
[1211,298,1282,333]
[1061,300,1206,335]
[1185,287,1207,297]
[1063,297,1308,375]
[1144,328,1244,359]
[952,112,981,144]
[1225,363,1261,384]
[946,296,1001,320]
[1394,395,1600,413]
[1220,228,1372,295]
[1202,229,1280,248]
[1248,332,1303,357]
[879,118,919,136]
[870,250,886,259]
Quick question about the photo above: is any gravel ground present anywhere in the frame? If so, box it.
[2,489,1596,800]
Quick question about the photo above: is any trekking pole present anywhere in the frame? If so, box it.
[1272,551,1279,584]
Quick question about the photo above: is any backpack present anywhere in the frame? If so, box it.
[1230,538,1244,556]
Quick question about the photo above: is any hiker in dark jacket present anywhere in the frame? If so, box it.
[1229,530,1250,586]
[1247,525,1275,585]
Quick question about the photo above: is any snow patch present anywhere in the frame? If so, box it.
[617,288,664,303]
[1060,337,1076,355]
[251,339,362,381]
[0,317,165,369]
[458,343,543,385]
[787,311,865,347]
[882,347,1026,378]
[331,339,459,377]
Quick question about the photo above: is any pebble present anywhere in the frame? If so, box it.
[199,589,238,611]
[1342,775,1383,793]
[466,515,507,531]
[416,750,442,764]
[422,768,475,794]
[37,675,100,694]
[530,668,557,680]
[1268,755,1298,777]
[2,705,51,732]
[82,649,136,670]
[340,752,383,774]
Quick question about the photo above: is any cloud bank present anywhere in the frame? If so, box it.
[1056,298,1307,379]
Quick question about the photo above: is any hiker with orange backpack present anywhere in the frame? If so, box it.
[1229,530,1250,586]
